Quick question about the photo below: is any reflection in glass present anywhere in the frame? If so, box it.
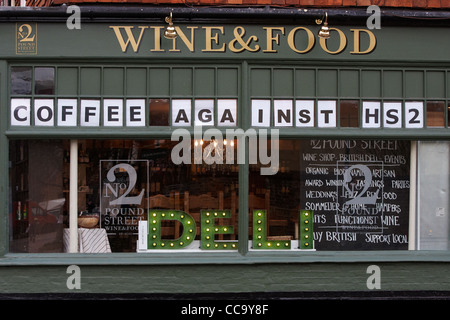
[249,140,300,242]
[418,141,450,249]
[340,100,359,127]
[11,66,32,95]
[96,139,239,251]
[426,101,445,127]
[149,99,169,126]
[9,140,66,253]
[9,139,239,253]
[35,67,55,95]
[250,139,415,251]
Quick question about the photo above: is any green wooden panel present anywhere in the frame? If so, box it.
[172,68,193,96]
[340,70,359,97]
[250,68,270,97]
[295,69,315,97]
[126,68,147,96]
[103,68,124,96]
[405,71,424,98]
[273,68,293,97]
[2,262,450,294]
[361,70,381,98]
[194,68,215,96]
[217,68,238,97]
[383,70,402,98]
[57,67,78,96]
[80,68,101,96]
[426,71,446,98]
[317,69,337,97]
[149,68,170,96]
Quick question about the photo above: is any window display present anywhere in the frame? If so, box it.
[9,139,239,253]
[7,63,449,254]
[9,138,449,253]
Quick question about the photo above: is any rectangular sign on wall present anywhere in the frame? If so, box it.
[9,98,429,129]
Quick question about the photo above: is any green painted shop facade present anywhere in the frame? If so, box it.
[0,6,449,296]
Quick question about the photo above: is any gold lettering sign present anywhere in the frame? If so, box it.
[202,26,226,52]
[319,27,347,55]
[350,29,377,54]
[287,27,315,54]
[109,25,377,55]
[16,23,37,55]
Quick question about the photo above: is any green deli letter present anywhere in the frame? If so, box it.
[148,210,196,249]
[253,210,291,249]
[299,210,314,249]
[201,210,238,250]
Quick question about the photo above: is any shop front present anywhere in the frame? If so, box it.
[1,6,450,296]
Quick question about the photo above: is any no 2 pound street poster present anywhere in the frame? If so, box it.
[300,140,410,250]
[100,160,149,235]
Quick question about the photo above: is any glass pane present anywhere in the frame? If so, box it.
[11,66,32,95]
[10,139,239,253]
[249,140,300,247]
[418,141,450,250]
[250,139,412,251]
[9,140,67,253]
[340,100,359,127]
[426,101,445,127]
[34,67,55,95]
[82,139,238,252]
[149,99,169,126]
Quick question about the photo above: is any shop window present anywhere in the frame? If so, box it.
[250,139,413,251]
[34,67,55,95]
[8,138,450,253]
[149,99,169,126]
[11,66,32,95]
[340,100,359,127]
[249,140,300,247]
[9,139,238,253]
[9,140,66,253]
[426,101,445,127]
[418,141,450,249]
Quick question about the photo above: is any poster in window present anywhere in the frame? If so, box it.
[100,159,149,235]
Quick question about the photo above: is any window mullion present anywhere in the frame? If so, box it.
[69,139,78,253]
